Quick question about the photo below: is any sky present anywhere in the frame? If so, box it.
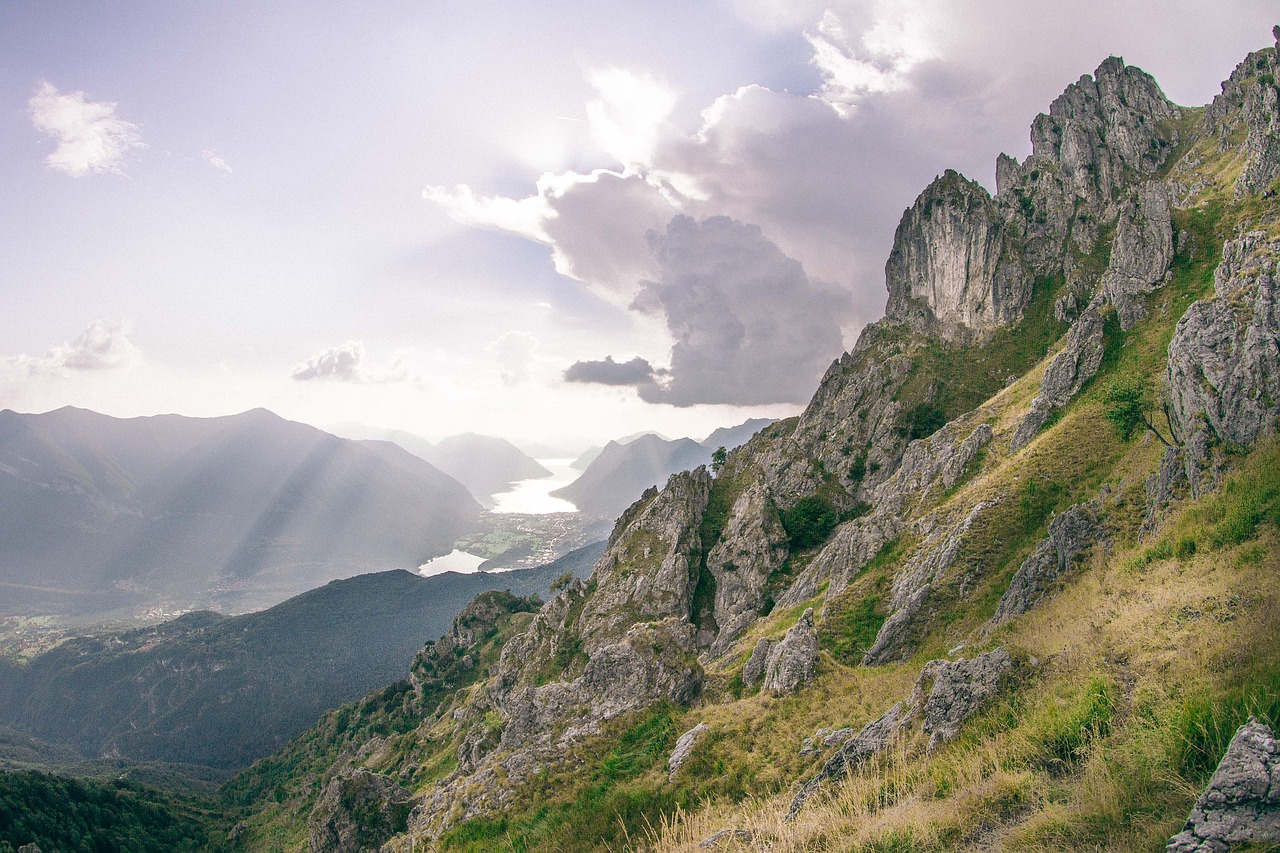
[1,1,1275,450]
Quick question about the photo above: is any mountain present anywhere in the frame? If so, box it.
[328,426,552,505]
[221,33,1280,853]
[326,423,438,462]
[0,407,480,617]
[0,544,603,771]
[558,420,777,518]
[551,433,711,519]
[569,430,670,470]
[700,417,777,451]
[418,433,552,505]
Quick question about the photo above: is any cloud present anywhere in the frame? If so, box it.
[291,341,416,383]
[202,149,232,174]
[586,216,850,407]
[805,4,937,115]
[28,82,144,176]
[564,355,657,387]
[488,331,538,385]
[6,319,141,376]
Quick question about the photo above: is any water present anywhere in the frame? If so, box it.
[417,549,488,576]
[489,458,580,514]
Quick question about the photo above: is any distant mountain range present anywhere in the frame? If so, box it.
[0,407,481,617]
[329,425,551,506]
[553,418,776,519]
[0,542,604,770]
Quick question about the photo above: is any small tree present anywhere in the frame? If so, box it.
[1101,375,1173,446]
[711,446,728,474]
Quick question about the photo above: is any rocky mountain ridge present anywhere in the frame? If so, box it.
[225,30,1280,853]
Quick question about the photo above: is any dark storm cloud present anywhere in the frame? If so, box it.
[563,355,657,386]
[632,214,850,407]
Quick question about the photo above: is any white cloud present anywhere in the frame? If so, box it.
[28,82,144,176]
[487,331,538,385]
[805,4,937,115]
[202,149,233,174]
[291,341,417,383]
[6,318,141,376]
[584,66,677,173]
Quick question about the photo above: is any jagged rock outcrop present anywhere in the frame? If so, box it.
[1203,28,1280,197]
[742,637,773,689]
[761,608,818,695]
[988,501,1102,626]
[864,500,994,665]
[1166,232,1280,493]
[1011,299,1107,450]
[997,56,1180,277]
[668,722,709,779]
[1166,717,1280,852]
[408,590,538,700]
[307,769,413,853]
[1102,182,1175,329]
[577,471,711,651]
[779,420,992,607]
[885,170,1029,342]
[1023,57,1179,213]
[788,649,1012,817]
[705,481,790,655]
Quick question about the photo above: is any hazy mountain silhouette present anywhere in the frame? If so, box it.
[0,407,481,617]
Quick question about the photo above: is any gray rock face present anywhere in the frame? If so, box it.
[1101,182,1175,329]
[307,769,413,853]
[914,649,1012,749]
[668,722,709,779]
[762,608,818,695]
[1027,58,1180,217]
[885,170,1029,342]
[988,501,1101,626]
[788,649,1012,817]
[742,637,773,689]
[864,500,994,665]
[1166,232,1280,493]
[706,481,790,655]
[578,469,712,652]
[1011,299,1107,451]
[1167,717,1280,852]
[1204,32,1280,197]
[780,420,992,607]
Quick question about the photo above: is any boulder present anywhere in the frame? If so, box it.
[1167,717,1280,852]
[762,609,818,695]
[668,722,709,779]
[742,637,773,690]
[788,649,1012,818]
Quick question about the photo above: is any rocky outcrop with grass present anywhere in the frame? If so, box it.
[1166,717,1280,852]
[788,649,1013,817]
[1204,27,1280,197]
[225,32,1280,852]
[988,500,1102,626]
[307,768,413,853]
[1011,298,1107,450]
[761,608,818,695]
[1167,231,1280,494]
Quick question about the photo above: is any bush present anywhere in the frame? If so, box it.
[780,496,842,550]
